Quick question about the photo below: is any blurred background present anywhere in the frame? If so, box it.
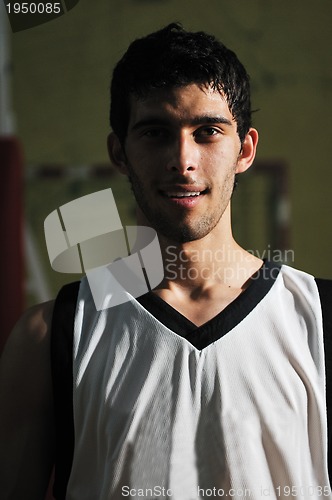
[1,0,332,349]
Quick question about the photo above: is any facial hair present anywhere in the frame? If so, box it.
[126,163,236,243]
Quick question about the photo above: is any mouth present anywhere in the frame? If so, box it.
[159,186,209,207]
[163,190,206,198]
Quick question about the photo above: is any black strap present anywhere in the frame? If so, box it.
[50,281,80,500]
[316,278,332,481]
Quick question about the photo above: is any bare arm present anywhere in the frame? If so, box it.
[0,301,55,500]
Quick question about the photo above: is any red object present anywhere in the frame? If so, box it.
[0,136,24,353]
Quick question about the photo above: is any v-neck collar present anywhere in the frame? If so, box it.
[136,260,281,350]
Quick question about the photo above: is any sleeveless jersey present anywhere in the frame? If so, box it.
[64,264,331,499]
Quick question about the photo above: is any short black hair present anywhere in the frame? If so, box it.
[110,23,252,144]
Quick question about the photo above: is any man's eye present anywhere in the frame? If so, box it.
[143,128,168,138]
[196,127,220,137]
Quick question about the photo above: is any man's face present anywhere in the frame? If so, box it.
[116,84,255,243]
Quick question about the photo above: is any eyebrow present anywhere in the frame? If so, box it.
[190,115,233,127]
[130,115,233,131]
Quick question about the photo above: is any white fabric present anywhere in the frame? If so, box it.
[67,265,331,499]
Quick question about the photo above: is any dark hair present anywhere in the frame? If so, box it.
[110,23,252,143]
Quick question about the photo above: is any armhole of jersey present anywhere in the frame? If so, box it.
[50,281,80,500]
[315,278,332,481]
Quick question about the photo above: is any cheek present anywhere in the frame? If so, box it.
[204,148,236,177]
[126,145,153,170]
[126,158,155,188]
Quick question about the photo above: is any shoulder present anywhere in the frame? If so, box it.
[0,301,55,413]
[19,300,54,337]
[279,264,317,289]
[0,301,56,498]
[277,267,332,324]
[0,301,56,426]
[1,300,55,363]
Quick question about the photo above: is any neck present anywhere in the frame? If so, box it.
[137,205,263,294]
[159,235,260,293]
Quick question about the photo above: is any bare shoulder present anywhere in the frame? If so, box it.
[0,300,56,422]
[7,299,54,347]
[0,301,56,499]
[0,300,55,384]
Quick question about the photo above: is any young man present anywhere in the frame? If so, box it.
[0,23,331,500]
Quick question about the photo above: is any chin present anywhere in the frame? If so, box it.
[156,222,213,243]
[135,198,222,243]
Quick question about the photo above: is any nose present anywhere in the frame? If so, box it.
[166,133,199,173]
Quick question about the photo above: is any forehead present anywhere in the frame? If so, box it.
[127,84,235,130]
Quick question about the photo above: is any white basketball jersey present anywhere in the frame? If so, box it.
[66,264,331,499]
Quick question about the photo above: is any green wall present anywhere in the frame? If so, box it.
[8,0,332,285]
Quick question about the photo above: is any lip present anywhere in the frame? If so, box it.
[159,185,208,208]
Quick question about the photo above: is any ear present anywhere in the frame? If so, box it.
[107,133,129,175]
[235,128,259,174]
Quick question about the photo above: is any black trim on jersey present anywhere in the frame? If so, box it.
[316,278,332,481]
[50,281,80,500]
[137,260,281,350]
